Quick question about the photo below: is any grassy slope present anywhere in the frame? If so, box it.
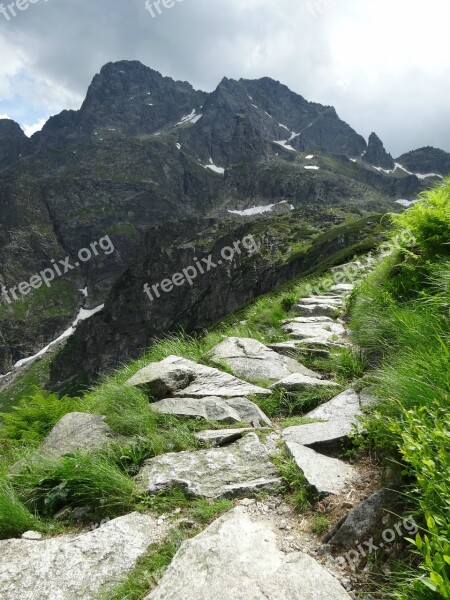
[348,180,450,599]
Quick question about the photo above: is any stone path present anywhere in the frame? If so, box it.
[2,268,391,598]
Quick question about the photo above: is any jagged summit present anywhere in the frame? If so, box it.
[362,132,395,170]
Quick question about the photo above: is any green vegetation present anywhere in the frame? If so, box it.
[272,450,311,512]
[348,180,450,599]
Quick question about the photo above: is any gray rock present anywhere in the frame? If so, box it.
[126,355,271,399]
[21,531,43,541]
[146,507,352,600]
[324,488,401,549]
[209,337,320,382]
[282,389,362,452]
[151,396,271,427]
[195,428,255,446]
[268,342,331,359]
[135,433,282,499]
[331,284,354,293]
[282,321,346,343]
[285,442,356,497]
[39,413,114,460]
[291,304,341,318]
[271,373,338,392]
[294,296,343,306]
[0,513,171,600]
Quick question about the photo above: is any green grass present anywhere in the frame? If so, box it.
[272,450,311,512]
[0,478,46,539]
[348,180,450,599]
[310,514,331,535]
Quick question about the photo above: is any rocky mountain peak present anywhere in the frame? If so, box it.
[0,119,28,167]
[362,132,395,170]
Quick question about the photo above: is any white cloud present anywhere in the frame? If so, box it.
[0,114,12,120]
[23,118,47,137]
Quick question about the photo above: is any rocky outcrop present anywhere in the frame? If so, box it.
[135,433,282,499]
[270,373,338,392]
[0,119,28,168]
[0,512,171,600]
[146,507,352,600]
[362,132,395,170]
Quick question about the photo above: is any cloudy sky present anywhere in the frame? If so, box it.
[0,0,449,155]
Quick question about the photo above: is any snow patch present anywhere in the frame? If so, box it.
[394,162,443,180]
[395,199,417,207]
[304,166,320,170]
[204,159,225,174]
[305,155,314,160]
[176,109,202,126]
[13,305,105,369]
[265,111,273,118]
[176,143,181,150]
[228,201,295,217]
[273,140,297,152]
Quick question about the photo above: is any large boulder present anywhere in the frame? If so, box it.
[126,355,270,399]
[151,396,271,427]
[282,321,346,344]
[40,413,115,460]
[135,433,282,499]
[0,513,171,600]
[146,507,352,600]
[195,428,255,447]
[209,337,320,382]
[285,442,356,497]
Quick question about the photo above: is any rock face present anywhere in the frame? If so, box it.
[209,337,320,382]
[39,413,115,459]
[150,396,271,427]
[0,119,28,167]
[126,355,271,399]
[135,433,282,499]
[324,488,401,549]
[146,507,352,600]
[362,132,395,170]
[282,389,362,452]
[0,512,171,600]
[285,442,355,497]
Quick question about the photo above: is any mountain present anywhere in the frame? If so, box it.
[0,60,447,379]
[395,146,450,176]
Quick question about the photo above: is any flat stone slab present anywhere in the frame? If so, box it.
[331,284,354,293]
[291,304,342,318]
[283,316,335,324]
[209,337,320,382]
[267,342,331,359]
[282,321,346,342]
[126,355,270,400]
[294,296,343,306]
[195,428,256,446]
[135,433,282,499]
[282,390,363,451]
[271,373,338,392]
[285,442,356,497]
[146,507,352,600]
[40,413,114,460]
[0,513,171,600]
[151,396,271,427]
